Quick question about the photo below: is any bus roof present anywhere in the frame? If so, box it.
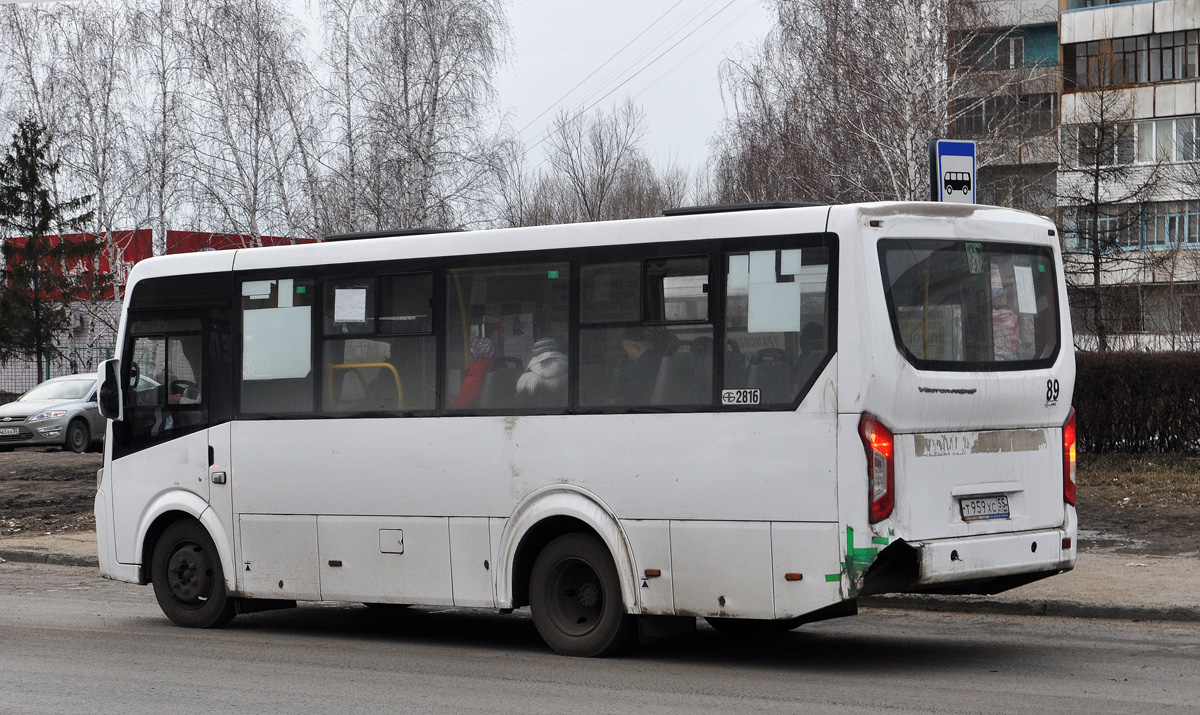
[123,202,1053,286]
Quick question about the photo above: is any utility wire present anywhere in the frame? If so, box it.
[521,0,743,164]
[513,0,690,139]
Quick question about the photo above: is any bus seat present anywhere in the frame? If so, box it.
[478,357,524,409]
[747,348,793,404]
[651,351,706,405]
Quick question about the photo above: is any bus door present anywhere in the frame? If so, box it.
[109,303,235,566]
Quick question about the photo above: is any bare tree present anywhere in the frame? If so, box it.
[321,0,510,232]
[1058,88,1162,352]
[176,0,316,244]
[501,100,691,227]
[712,0,1002,204]
[547,99,646,222]
[51,1,139,341]
[129,0,191,255]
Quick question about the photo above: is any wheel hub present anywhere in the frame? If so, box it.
[547,558,604,636]
[167,543,212,606]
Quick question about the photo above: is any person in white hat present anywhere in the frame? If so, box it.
[516,337,568,407]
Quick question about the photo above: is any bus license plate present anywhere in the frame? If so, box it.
[0,427,18,436]
[959,495,1010,522]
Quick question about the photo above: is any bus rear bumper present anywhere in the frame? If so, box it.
[862,510,1077,597]
[914,527,1076,588]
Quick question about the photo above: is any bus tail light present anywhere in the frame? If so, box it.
[1063,408,1077,506]
[859,413,895,523]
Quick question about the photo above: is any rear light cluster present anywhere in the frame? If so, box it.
[1063,408,1077,506]
[859,413,895,523]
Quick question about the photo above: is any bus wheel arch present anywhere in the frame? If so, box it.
[499,487,639,615]
[150,518,236,628]
[136,494,233,592]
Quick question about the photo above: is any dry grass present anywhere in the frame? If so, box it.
[1078,452,1200,509]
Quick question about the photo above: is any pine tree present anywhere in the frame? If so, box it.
[0,116,98,378]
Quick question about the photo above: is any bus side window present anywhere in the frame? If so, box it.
[445,263,569,412]
[318,273,436,414]
[241,277,316,415]
[724,247,831,406]
[126,328,205,439]
[578,257,713,409]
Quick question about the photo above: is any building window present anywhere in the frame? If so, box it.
[1065,31,1198,90]
[963,34,1025,71]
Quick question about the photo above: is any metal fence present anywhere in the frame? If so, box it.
[0,344,115,402]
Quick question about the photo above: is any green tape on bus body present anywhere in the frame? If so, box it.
[827,527,889,586]
[844,526,881,594]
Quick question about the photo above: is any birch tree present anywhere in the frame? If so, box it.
[177,0,315,244]
[322,0,509,232]
[129,0,191,255]
[712,0,997,203]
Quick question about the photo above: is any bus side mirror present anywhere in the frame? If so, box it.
[98,358,123,421]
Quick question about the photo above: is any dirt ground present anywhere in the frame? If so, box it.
[2,448,1198,555]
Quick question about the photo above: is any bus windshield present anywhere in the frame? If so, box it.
[879,239,1059,371]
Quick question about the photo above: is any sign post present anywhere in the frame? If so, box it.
[929,139,977,204]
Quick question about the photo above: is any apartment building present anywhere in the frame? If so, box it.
[1059,0,1200,347]
[952,0,1062,215]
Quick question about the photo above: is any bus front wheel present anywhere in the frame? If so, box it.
[151,520,236,628]
[529,533,635,657]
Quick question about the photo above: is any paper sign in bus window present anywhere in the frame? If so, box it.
[334,288,368,323]
[780,249,802,276]
[243,307,312,380]
[728,254,750,290]
[748,282,802,333]
[749,250,775,284]
[1014,265,1037,314]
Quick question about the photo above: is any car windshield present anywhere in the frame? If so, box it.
[20,378,95,401]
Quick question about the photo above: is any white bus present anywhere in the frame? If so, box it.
[94,202,1077,656]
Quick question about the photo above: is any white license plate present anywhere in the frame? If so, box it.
[0,427,19,436]
[959,494,1010,522]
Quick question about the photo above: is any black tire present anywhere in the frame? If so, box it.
[704,615,805,637]
[65,419,89,454]
[151,520,236,628]
[529,533,635,657]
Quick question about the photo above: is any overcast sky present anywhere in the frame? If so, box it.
[495,0,774,171]
[290,0,774,172]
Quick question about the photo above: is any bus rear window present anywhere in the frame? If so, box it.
[879,239,1059,371]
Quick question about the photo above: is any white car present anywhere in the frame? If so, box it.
[0,374,105,453]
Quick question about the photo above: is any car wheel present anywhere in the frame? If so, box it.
[151,520,237,628]
[529,533,635,657]
[66,419,90,454]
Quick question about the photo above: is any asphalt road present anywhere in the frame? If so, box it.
[3,562,1199,715]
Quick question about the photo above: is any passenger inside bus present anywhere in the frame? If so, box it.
[516,337,568,407]
[615,327,671,405]
[451,337,496,409]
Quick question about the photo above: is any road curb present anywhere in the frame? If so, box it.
[0,549,98,568]
[861,593,1200,623]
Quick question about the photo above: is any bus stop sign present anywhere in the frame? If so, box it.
[929,139,976,204]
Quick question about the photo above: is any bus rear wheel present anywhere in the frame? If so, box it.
[529,533,635,657]
[151,520,236,628]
